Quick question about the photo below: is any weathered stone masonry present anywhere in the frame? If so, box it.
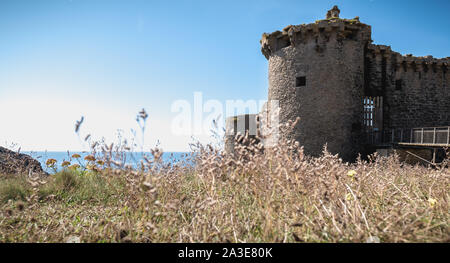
[226,6,449,161]
[365,45,449,130]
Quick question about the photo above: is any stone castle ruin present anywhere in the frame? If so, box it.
[226,6,449,162]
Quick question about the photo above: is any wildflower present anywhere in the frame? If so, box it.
[72,154,81,159]
[345,193,353,201]
[96,160,105,166]
[86,164,95,170]
[61,161,71,167]
[84,155,96,162]
[347,170,357,178]
[428,198,437,208]
[69,164,80,170]
[46,159,57,167]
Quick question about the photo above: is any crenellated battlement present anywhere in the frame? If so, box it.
[261,17,371,59]
[366,44,449,73]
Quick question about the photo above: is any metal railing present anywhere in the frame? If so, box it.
[365,126,450,146]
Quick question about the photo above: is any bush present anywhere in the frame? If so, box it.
[38,170,79,199]
[0,175,31,203]
[38,169,124,204]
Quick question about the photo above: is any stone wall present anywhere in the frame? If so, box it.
[365,44,449,130]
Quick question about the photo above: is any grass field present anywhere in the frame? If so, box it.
[0,136,448,243]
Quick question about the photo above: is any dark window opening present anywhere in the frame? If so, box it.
[395,79,402,91]
[347,32,356,40]
[296,76,306,87]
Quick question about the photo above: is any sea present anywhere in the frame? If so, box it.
[23,151,191,173]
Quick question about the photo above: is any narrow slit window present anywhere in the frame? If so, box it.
[395,79,402,90]
[296,76,306,87]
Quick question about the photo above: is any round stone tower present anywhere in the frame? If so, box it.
[261,6,372,161]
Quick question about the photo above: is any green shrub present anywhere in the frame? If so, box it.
[56,169,79,191]
[38,169,124,204]
[0,175,31,203]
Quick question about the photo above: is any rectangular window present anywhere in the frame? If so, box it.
[395,79,402,90]
[296,76,306,87]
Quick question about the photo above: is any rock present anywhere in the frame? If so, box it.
[65,235,81,243]
[365,236,381,243]
[0,146,48,176]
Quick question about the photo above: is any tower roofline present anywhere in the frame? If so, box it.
[260,8,371,59]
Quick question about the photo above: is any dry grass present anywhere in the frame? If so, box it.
[1,113,449,243]
[0,132,448,243]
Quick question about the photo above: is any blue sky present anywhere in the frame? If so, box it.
[0,0,449,151]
